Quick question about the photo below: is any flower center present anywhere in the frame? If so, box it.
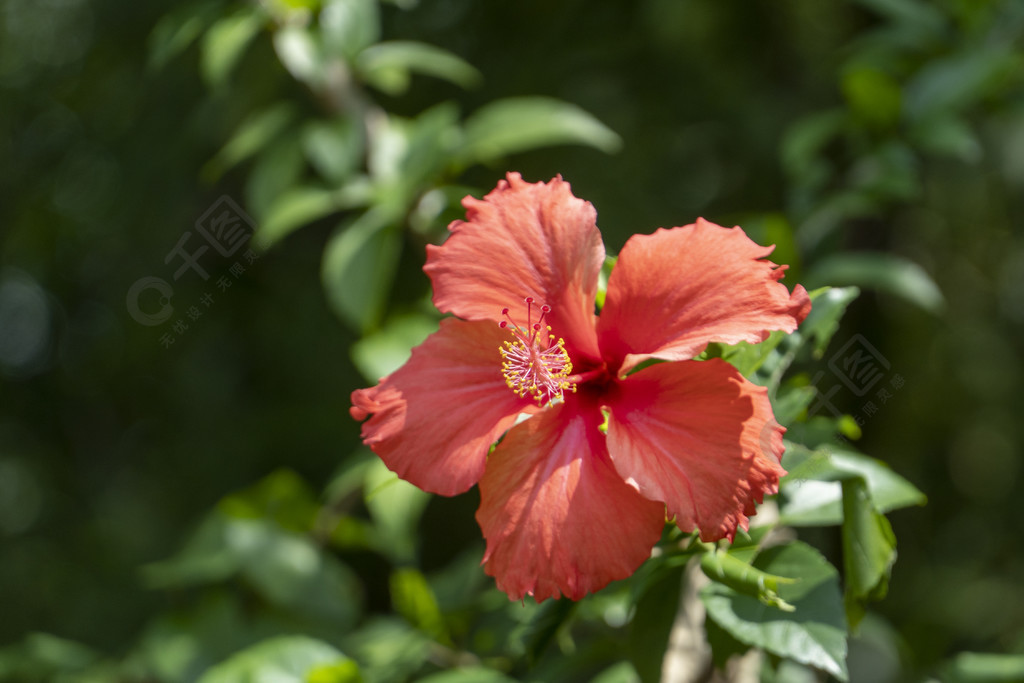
[499,297,575,405]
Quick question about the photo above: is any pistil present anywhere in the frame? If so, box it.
[499,298,575,405]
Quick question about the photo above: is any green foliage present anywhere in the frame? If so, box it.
[12,0,1024,680]
[627,562,684,683]
[702,542,849,681]
[195,636,359,683]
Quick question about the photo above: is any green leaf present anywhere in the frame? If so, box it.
[200,8,264,88]
[141,511,363,627]
[350,313,438,381]
[148,0,222,71]
[805,253,944,314]
[798,286,860,357]
[203,103,297,182]
[386,104,462,201]
[700,541,848,681]
[196,636,355,683]
[414,669,518,683]
[356,41,481,95]
[719,330,787,378]
[518,599,576,665]
[321,208,402,331]
[779,443,927,526]
[457,96,622,165]
[389,568,450,643]
[912,115,982,163]
[303,118,365,184]
[340,617,432,683]
[256,186,343,248]
[218,468,320,532]
[939,652,1024,683]
[320,0,379,61]
[134,593,286,682]
[309,659,364,683]
[245,135,307,221]
[782,109,847,180]
[841,66,902,129]
[628,563,683,683]
[841,478,897,630]
[274,24,323,86]
[586,662,642,683]
[363,459,431,564]
[0,633,102,681]
[904,46,1020,121]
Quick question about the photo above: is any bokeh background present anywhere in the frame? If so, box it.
[2,0,1024,681]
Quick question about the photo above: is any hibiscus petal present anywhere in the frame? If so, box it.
[424,173,605,361]
[350,318,537,496]
[476,395,666,601]
[597,219,811,374]
[604,358,786,542]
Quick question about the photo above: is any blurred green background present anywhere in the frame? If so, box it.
[2,0,1024,681]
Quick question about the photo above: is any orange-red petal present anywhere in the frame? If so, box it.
[597,219,811,375]
[604,358,786,542]
[424,173,605,362]
[350,318,537,496]
[476,395,666,601]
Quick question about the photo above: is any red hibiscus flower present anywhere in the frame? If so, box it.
[350,173,811,601]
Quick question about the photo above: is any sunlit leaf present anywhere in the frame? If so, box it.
[196,636,356,683]
[256,186,342,247]
[141,510,362,628]
[363,459,430,564]
[457,97,622,165]
[701,541,848,681]
[274,24,323,86]
[340,617,432,683]
[805,253,944,313]
[939,652,1024,683]
[780,443,927,526]
[303,118,365,184]
[356,41,481,95]
[350,313,438,381]
[218,468,320,532]
[842,66,901,129]
[200,8,264,88]
[719,330,786,378]
[590,661,643,683]
[320,0,379,61]
[841,478,897,630]
[390,568,450,643]
[798,286,861,358]
[321,208,402,331]
[415,669,518,683]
